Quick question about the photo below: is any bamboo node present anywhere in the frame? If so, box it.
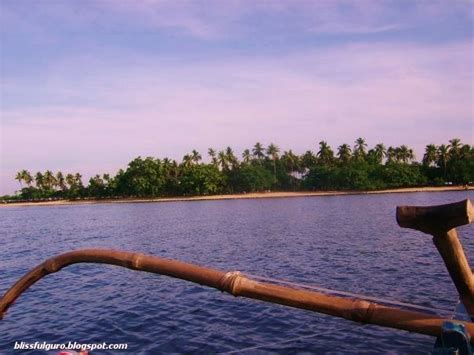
[218,271,242,295]
[43,260,59,273]
[350,299,375,323]
[131,254,142,270]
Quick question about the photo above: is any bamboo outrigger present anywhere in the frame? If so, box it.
[1,199,473,351]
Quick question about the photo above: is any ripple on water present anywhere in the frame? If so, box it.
[0,190,473,353]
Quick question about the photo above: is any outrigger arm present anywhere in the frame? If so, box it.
[0,249,473,344]
[397,199,474,318]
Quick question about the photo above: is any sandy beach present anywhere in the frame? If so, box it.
[1,186,472,208]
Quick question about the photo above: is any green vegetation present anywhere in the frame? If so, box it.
[4,138,473,201]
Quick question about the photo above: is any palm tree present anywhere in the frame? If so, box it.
[437,144,449,176]
[43,170,57,190]
[65,173,75,189]
[252,142,265,160]
[397,145,413,164]
[25,171,33,187]
[460,144,472,159]
[182,154,193,170]
[386,147,396,164]
[56,171,66,191]
[103,174,111,190]
[266,143,280,184]
[15,171,23,190]
[225,146,238,169]
[422,144,437,166]
[242,149,251,164]
[317,141,334,166]
[74,173,83,189]
[281,150,300,173]
[92,175,104,185]
[170,160,179,178]
[208,148,218,166]
[301,150,317,171]
[162,158,172,177]
[191,150,202,164]
[208,148,216,158]
[266,143,279,160]
[373,143,386,164]
[35,172,44,190]
[16,169,33,188]
[366,149,377,164]
[448,138,462,160]
[217,150,229,171]
[337,144,351,164]
[353,137,367,160]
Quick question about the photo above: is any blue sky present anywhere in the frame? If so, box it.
[1,0,473,194]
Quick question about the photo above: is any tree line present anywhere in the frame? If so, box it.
[6,138,473,201]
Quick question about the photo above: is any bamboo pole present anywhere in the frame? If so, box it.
[397,199,474,317]
[1,249,473,343]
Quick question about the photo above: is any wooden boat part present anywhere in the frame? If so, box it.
[1,249,473,343]
[397,199,474,317]
[396,198,473,235]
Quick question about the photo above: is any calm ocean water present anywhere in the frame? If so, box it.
[1,191,473,354]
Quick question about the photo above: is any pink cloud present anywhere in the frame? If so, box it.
[2,40,472,194]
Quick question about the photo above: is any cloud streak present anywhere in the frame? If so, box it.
[2,40,472,193]
[2,0,472,40]
[1,1,472,194]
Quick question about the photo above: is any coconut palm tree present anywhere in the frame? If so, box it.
[266,143,280,184]
[366,149,377,164]
[162,158,171,175]
[35,172,44,190]
[17,170,33,188]
[191,150,202,164]
[43,170,57,190]
[437,144,449,177]
[65,173,75,189]
[460,144,472,159]
[162,158,178,182]
[266,143,279,160]
[170,160,179,178]
[182,154,193,170]
[91,175,104,186]
[281,150,300,173]
[102,174,111,193]
[317,141,334,166]
[208,148,218,166]
[337,144,351,164]
[74,173,84,191]
[396,145,413,164]
[252,142,265,160]
[448,138,462,160]
[422,144,438,166]
[74,173,83,187]
[225,146,238,169]
[15,171,24,190]
[353,137,367,161]
[301,150,317,171]
[373,143,386,164]
[242,149,251,164]
[386,147,396,164]
[56,171,66,191]
[217,150,229,171]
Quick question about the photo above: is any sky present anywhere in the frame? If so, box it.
[1,0,473,194]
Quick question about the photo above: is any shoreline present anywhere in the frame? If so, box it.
[1,186,472,208]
